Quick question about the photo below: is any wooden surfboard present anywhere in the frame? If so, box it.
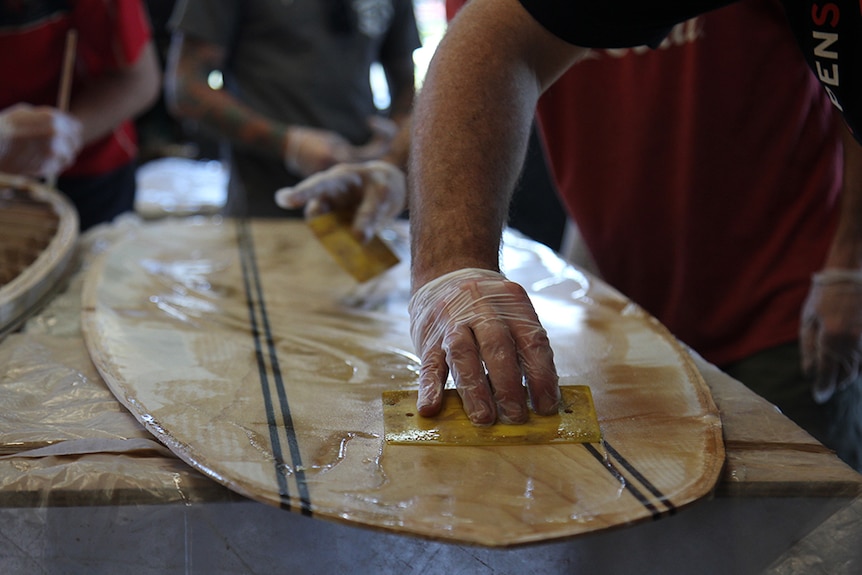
[81,218,724,547]
[0,174,78,339]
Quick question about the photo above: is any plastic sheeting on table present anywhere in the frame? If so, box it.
[0,215,860,573]
[0,215,224,508]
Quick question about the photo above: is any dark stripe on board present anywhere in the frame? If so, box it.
[583,442,662,519]
[237,220,312,515]
[603,441,676,514]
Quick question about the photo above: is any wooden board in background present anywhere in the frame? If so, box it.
[81,218,724,547]
[0,174,78,339]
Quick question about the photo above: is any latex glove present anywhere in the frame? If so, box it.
[352,116,398,162]
[0,103,82,177]
[408,268,560,425]
[284,126,353,178]
[800,269,862,403]
[274,160,405,242]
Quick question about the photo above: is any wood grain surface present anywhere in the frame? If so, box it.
[81,218,724,547]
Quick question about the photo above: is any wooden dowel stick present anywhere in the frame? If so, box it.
[48,29,77,189]
[57,29,77,111]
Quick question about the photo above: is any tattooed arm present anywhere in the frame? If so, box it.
[164,33,288,160]
[165,32,362,177]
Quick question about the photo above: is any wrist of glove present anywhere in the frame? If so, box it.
[275,160,405,242]
[351,116,398,162]
[800,269,862,403]
[284,126,352,179]
[408,268,560,426]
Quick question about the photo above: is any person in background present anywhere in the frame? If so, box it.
[274,0,567,251]
[0,0,161,231]
[280,0,862,471]
[164,0,421,218]
[136,0,199,162]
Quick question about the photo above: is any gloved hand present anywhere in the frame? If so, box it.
[352,116,398,162]
[274,160,406,242]
[408,268,560,425]
[284,126,353,178]
[800,269,862,403]
[0,103,82,178]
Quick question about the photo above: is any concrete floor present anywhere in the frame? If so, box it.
[1,494,860,574]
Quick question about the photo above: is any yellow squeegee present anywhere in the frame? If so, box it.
[382,385,601,446]
[307,210,400,283]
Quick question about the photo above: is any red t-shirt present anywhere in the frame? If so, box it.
[0,0,152,177]
[536,0,843,365]
[445,0,843,365]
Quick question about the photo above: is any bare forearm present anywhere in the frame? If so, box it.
[71,42,161,146]
[165,35,287,159]
[408,0,582,289]
[825,127,862,269]
[172,76,287,158]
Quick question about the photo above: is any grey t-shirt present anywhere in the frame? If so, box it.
[171,0,421,216]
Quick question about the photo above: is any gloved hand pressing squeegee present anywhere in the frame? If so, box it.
[408,268,561,426]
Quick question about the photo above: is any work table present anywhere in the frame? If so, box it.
[0,216,859,574]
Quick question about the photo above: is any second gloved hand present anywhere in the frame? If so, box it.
[800,269,862,403]
[0,104,82,178]
[408,268,560,426]
[274,160,406,243]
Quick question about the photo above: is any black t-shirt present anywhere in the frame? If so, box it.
[783,1,860,142]
[518,0,861,142]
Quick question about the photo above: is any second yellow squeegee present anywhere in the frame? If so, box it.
[307,210,400,283]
